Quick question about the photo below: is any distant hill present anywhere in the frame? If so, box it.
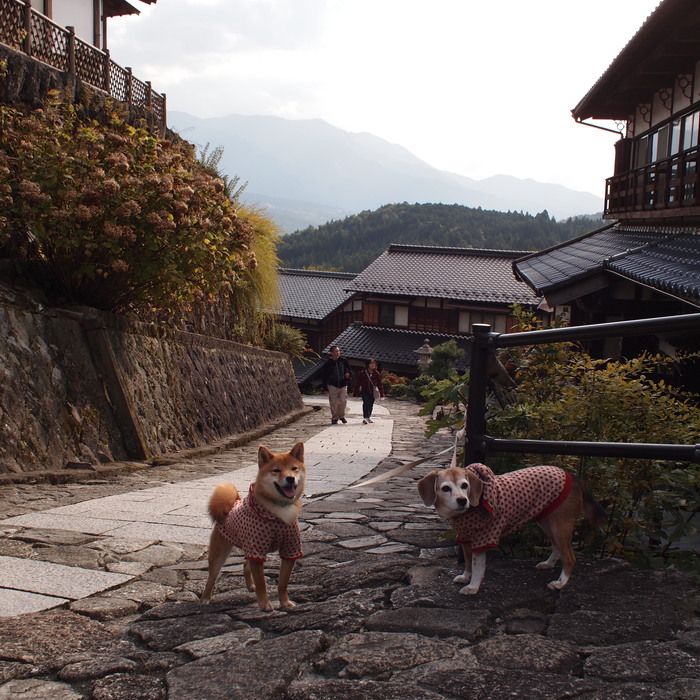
[277,202,604,272]
[168,112,604,232]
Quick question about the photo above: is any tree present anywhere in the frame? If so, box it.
[425,339,465,380]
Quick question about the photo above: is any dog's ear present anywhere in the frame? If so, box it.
[289,441,304,462]
[465,470,485,506]
[258,445,274,466]
[417,471,439,507]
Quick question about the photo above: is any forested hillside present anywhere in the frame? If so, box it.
[277,203,604,272]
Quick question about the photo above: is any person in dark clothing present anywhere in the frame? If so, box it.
[353,358,384,424]
[321,346,352,424]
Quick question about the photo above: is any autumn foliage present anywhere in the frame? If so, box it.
[0,93,258,313]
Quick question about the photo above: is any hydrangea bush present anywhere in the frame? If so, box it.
[0,93,257,313]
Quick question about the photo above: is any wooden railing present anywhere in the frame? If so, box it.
[605,147,700,217]
[0,0,165,127]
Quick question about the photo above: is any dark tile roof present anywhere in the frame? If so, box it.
[346,244,540,306]
[291,355,325,384]
[573,0,700,121]
[277,269,357,320]
[324,323,472,372]
[514,224,700,306]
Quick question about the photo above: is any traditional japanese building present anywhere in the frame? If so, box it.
[27,0,156,50]
[514,0,700,359]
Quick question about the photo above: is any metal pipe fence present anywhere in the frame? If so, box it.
[464,312,700,465]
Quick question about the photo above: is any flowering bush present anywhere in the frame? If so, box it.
[0,93,257,312]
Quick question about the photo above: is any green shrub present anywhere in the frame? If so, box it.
[264,323,314,360]
[424,339,465,380]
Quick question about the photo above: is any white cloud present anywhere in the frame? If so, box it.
[107,0,661,196]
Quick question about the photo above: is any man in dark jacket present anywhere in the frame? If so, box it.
[321,346,352,424]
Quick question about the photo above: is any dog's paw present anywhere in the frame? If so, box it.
[536,561,556,570]
[547,579,567,591]
[279,600,296,611]
[459,584,481,595]
[258,601,274,612]
[453,574,471,584]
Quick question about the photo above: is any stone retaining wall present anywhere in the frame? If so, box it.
[0,288,304,474]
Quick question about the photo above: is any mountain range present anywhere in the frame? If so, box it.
[168,111,605,233]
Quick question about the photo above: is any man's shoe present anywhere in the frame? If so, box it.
[367,417,373,423]
[362,419,368,424]
[331,420,338,424]
[340,418,347,424]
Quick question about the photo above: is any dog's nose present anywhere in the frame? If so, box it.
[457,497,467,508]
[285,476,296,484]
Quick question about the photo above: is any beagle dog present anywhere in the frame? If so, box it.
[418,462,605,594]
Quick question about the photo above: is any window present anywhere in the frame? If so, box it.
[459,312,507,334]
[653,125,669,162]
[379,304,393,327]
[395,306,408,327]
[343,300,362,312]
[634,136,649,168]
[670,119,682,155]
[632,109,700,170]
[379,304,408,327]
[683,112,699,151]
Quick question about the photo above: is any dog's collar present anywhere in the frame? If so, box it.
[247,487,297,519]
[268,497,295,508]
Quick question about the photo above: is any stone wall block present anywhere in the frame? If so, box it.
[0,299,303,474]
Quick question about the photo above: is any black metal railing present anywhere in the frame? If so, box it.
[464,313,700,464]
[0,0,166,126]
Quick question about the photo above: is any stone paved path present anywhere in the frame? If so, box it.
[0,397,698,699]
[0,397,393,616]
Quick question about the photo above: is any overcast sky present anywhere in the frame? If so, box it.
[108,0,661,198]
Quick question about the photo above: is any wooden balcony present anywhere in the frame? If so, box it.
[605,147,700,220]
[0,0,165,127]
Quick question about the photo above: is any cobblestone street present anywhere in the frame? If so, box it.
[0,397,698,699]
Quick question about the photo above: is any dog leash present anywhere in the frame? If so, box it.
[306,445,453,500]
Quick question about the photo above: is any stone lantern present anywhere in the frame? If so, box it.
[414,339,432,373]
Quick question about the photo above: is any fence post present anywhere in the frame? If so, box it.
[22,0,32,56]
[66,26,76,78]
[104,48,111,93]
[464,323,493,466]
[125,66,133,110]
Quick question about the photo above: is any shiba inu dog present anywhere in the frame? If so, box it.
[201,441,306,611]
[417,462,605,595]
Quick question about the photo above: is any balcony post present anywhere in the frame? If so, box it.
[23,0,32,56]
[66,26,76,78]
[103,48,111,93]
[125,67,133,110]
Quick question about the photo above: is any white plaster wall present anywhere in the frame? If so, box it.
[52,0,96,46]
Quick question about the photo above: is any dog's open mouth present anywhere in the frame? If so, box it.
[275,483,297,499]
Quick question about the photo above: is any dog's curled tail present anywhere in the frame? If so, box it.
[208,483,240,523]
[576,476,607,529]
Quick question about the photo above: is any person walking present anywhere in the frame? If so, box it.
[354,358,384,424]
[321,346,353,424]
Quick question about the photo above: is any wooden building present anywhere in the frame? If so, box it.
[514,0,700,360]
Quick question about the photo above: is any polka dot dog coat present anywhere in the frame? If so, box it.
[452,463,572,552]
[216,484,303,563]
